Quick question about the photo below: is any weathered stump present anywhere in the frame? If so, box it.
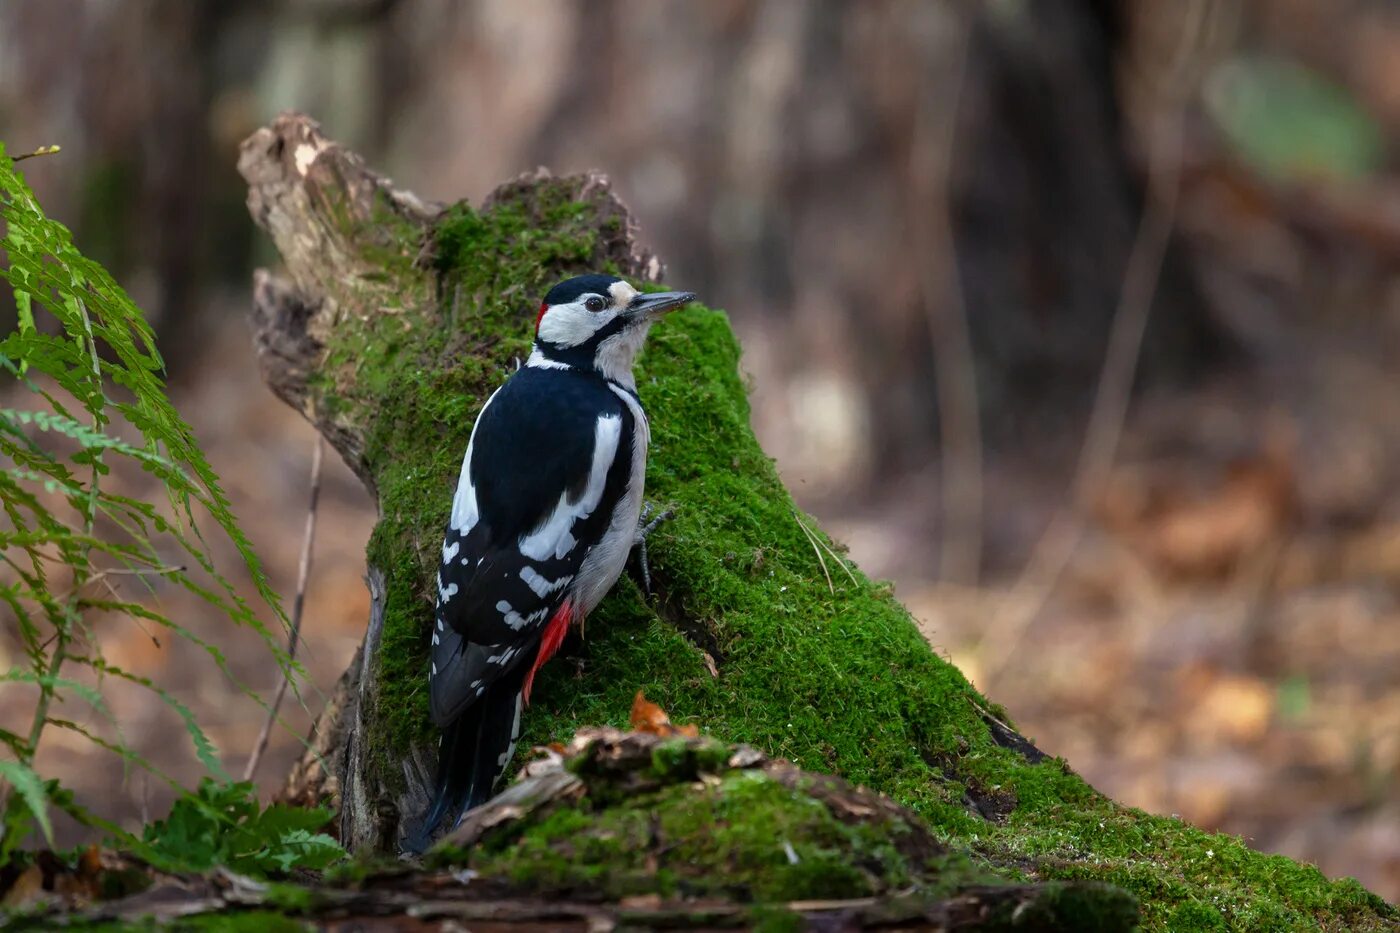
[238,113,1395,931]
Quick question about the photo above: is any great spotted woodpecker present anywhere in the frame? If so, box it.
[406,274,695,850]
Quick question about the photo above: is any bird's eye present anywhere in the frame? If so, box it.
[585,296,606,312]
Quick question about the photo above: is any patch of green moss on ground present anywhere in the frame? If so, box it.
[34,911,311,933]
[463,769,993,902]
[334,180,1397,930]
[167,913,311,933]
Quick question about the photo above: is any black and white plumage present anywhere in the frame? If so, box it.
[406,274,695,851]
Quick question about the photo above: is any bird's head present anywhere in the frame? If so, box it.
[530,274,695,386]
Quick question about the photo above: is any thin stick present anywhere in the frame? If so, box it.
[243,437,324,783]
[978,1,1214,684]
[792,510,834,595]
[814,529,860,588]
[11,145,61,163]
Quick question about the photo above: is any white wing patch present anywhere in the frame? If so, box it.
[438,573,459,604]
[520,567,573,599]
[450,386,503,533]
[519,413,622,561]
[487,645,521,666]
[442,540,460,563]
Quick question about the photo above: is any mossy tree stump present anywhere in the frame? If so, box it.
[238,114,1395,931]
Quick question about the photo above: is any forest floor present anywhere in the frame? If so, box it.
[823,353,1400,903]
[1,287,1396,905]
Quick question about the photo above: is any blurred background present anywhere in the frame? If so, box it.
[2,0,1399,899]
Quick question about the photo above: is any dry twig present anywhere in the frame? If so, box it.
[243,437,324,782]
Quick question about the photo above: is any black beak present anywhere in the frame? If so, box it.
[627,290,696,320]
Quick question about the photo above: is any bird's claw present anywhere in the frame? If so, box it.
[634,503,676,596]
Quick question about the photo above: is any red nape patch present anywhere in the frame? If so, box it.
[534,302,549,333]
[523,600,572,705]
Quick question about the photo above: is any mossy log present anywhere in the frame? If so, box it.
[30,731,1136,930]
[237,113,1396,932]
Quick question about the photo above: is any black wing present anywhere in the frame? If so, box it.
[428,367,635,726]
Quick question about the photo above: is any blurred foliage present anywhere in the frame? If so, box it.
[1206,54,1385,182]
[130,779,341,876]
[0,145,295,858]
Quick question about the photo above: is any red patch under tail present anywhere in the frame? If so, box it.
[523,600,572,705]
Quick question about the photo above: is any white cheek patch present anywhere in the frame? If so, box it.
[538,300,617,348]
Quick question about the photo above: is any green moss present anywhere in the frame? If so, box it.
[257,882,318,912]
[321,174,1397,930]
[167,912,312,933]
[748,904,804,933]
[1167,901,1231,931]
[989,882,1141,932]
[28,911,312,933]
[461,768,992,903]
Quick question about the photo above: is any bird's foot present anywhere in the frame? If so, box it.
[633,502,676,596]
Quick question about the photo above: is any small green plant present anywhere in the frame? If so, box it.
[132,779,342,876]
[0,143,298,856]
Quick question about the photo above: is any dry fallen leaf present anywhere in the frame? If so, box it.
[2,865,46,910]
[630,690,699,737]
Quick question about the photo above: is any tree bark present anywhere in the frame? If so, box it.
[237,113,1395,932]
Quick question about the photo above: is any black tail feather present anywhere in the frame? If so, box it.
[402,662,527,854]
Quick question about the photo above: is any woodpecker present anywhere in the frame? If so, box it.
[406,273,695,851]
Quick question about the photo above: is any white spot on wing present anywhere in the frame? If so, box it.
[500,605,548,632]
[487,645,520,666]
[442,540,460,563]
[519,414,622,561]
[520,567,573,599]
